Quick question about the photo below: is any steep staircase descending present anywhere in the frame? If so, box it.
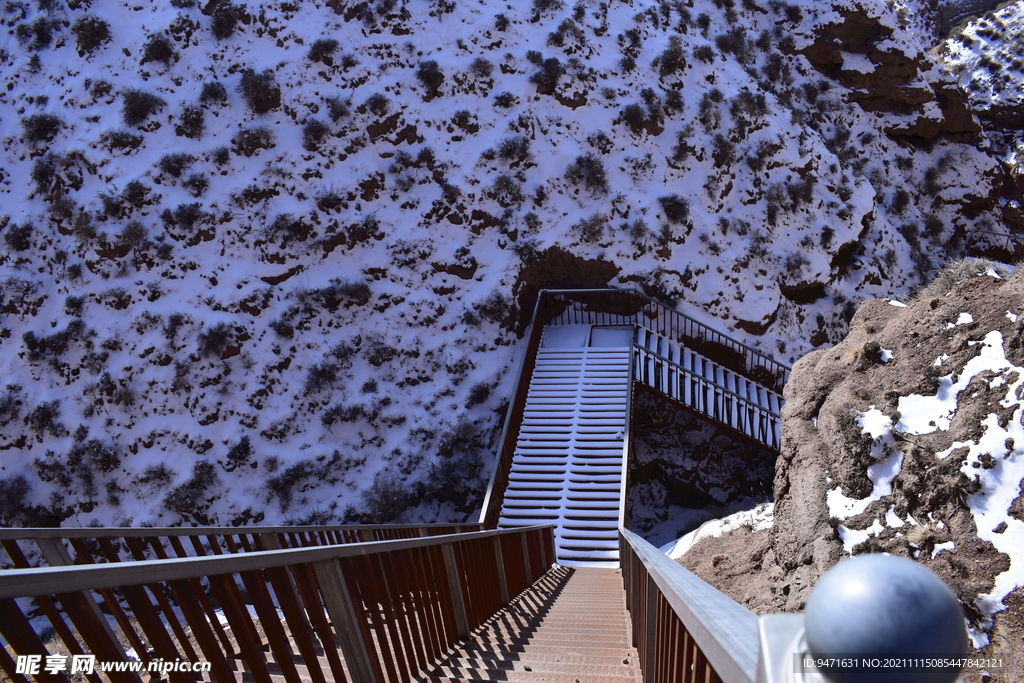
[425,566,641,683]
[498,326,631,566]
[634,327,783,448]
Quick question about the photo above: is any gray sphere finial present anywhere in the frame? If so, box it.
[803,554,968,683]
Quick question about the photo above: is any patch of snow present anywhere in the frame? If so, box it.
[665,502,774,559]
[880,347,894,363]
[897,331,1011,434]
[931,541,955,559]
[1008,311,1019,323]
[827,407,903,522]
[837,518,884,553]
[933,353,949,367]
[888,300,908,307]
[986,268,1003,279]
[885,505,905,528]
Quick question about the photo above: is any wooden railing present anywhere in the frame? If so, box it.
[478,296,548,528]
[620,527,759,683]
[633,345,781,450]
[0,526,554,683]
[0,524,482,570]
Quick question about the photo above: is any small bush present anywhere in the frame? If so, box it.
[123,180,151,207]
[26,401,65,437]
[658,35,686,76]
[0,475,30,522]
[140,33,175,66]
[325,97,349,122]
[71,15,111,55]
[65,295,85,316]
[361,472,413,523]
[232,126,275,157]
[182,173,209,197]
[159,153,194,178]
[163,312,186,340]
[494,92,517,108]
[495,13,509,30]
[302,119,331,151]
[237,68,281,114]
[164,460,219,524]
[470,57,493,78]
[211,3,239,38]
[161,202,206,233]
[565,153,608,194]
[269,318,294,338]
[366,92,390,116]
[17,16,59,51]
[122,88,166,127]
[101,129,143,152]
[416,60,445,92]
[621,102,647,134]
[177,104,204,138]
[694,45,714,63]
[197,322,232,358]
[213,146,231,165]
[475,289,511,324]
[466,381,492,408]
[529,57,565,93]
[199,81,228,104]
[4,222,33,252]
[308,37,339,63]
[21,113,62,144]
[659,195,690,224]
[118,220,149,250]
[497,135,530,163]
[224,435,253,471]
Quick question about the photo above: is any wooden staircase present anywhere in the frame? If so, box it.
[425,566,642,683]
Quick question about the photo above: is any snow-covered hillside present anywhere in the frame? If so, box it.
[0,0,1015,527]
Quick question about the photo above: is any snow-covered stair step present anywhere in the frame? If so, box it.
[498,345,630,565]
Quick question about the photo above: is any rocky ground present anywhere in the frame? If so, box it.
[678,259,1024,681]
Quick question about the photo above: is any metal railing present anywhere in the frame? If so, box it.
[0,524,483,570]
[538,289,790,391]
[620,527,759,683]
[0,525,555,683]
[633,345,781,450]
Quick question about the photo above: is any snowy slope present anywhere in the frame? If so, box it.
[0,0,1014,527]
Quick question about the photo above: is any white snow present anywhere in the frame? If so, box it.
[879,347,894,362]
[664,502,774,559]
[888,300,908,307]
[885,505,905,528]
[1007,311,1019,323]
[931,541,955,559]
[945,312,974,328]
[897,331,1011,434]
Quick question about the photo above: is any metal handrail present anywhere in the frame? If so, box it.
[540,288,791,389]
[620,527,759,683]
[0,526,556,683]
[633,344,781,450]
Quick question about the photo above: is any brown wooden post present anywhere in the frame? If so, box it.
[492,536,509,606]
[644,573,658,683]
[311,559,378,683]
[521,533,532,584]
[441,544,470,640]
[35,539,131,674]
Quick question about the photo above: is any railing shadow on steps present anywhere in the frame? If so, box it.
[0,525,555,683]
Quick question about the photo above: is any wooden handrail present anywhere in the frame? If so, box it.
[620,527,759,683]
[0,523,484,570]
[0,526,556,683]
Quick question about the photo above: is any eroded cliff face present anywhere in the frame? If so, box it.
[679,260,1024,680]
